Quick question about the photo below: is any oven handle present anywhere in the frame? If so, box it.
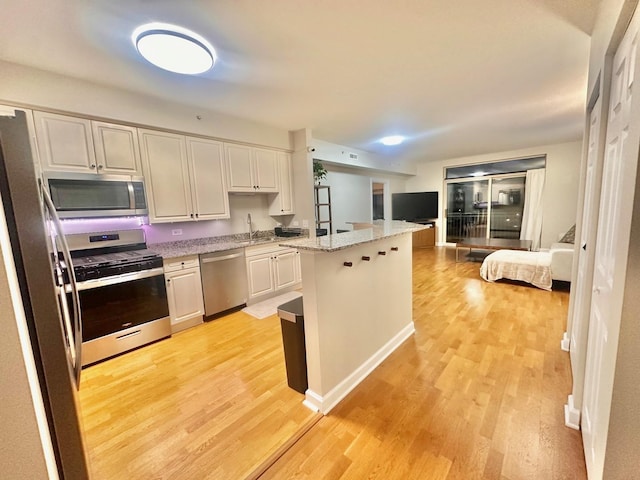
[72,268,165,291]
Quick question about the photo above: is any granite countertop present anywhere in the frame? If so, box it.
[148,232,297,259]
[278,220,428,252]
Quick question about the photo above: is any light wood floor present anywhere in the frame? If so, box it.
[78,306,318,479]
[261,247,587,479]
[79,246,586,480]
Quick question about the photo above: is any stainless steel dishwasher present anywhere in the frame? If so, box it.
[200,248,248,317]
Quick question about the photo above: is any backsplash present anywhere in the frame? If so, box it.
[60,194,292,244]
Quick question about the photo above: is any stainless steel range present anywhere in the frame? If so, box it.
[66,229,170,366]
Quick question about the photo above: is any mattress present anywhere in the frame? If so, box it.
[480,249,553,291]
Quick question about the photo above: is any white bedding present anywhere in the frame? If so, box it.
[480,249,553,291]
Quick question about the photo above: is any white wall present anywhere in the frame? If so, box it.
[405,141,583,248]
[320,164,408,232]
[312,138,416,175]
[0,60,291,150]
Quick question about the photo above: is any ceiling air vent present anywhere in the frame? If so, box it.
[349,153,358,160]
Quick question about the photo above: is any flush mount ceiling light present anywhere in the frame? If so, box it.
[132,23,216,75]
[379,135,405,146]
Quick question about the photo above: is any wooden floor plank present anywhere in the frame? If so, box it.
[261,247,587,480]
[78,309,317,479]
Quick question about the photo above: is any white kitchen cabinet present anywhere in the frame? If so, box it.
[91,121,142,175]
[186,137,230,220]
[139,130,230,223]
[225,143,279,193]
[34,111,96,173]
[246,253,275,298]
[139,129,192,222]
[164,256,204,333]
[274,250,298,290]
[245,244,301,300]
[34,112,141,175]
[269,152,295,215]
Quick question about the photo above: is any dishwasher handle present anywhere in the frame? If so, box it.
[201,252,245,264]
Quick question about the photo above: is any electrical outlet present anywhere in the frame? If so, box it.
[171,229,183,236]
[302,219,309,228]
[292,220,299,227]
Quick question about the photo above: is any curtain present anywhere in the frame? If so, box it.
[520,168,545,251]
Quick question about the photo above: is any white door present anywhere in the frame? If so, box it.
[582,11,640,478]
[568,96,602,405]
[138,129,192,223]
[187,137,230,220]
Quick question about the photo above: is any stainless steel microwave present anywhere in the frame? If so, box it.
[44,172,148,218]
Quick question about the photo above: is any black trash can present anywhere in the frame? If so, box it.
[277,296,308,394]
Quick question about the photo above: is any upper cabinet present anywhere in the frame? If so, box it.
[269,152,295,215]
[34,112,141,175]
[139,129,230,223]
[225,144,278,193]
[91,121,142,175]
[187,137,230,221]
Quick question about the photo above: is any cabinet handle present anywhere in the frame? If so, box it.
[195,213,199,218]
[97,165,104,170]
[378,251,386,256]
[90,164,96,169]
[167,279,171,283]
[361,256,370,261]
[343,261,353,267]
[391,247,399,251]
[190,213,194,218]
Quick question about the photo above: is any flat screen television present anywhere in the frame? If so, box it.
[392,191,438,222]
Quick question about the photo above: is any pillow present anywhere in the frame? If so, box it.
[559,224,576,244]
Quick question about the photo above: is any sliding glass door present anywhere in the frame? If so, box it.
[446,180,489,243]
[445,174,525,243]
[489,176,525,239]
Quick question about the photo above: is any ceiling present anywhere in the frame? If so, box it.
[0,0,600,166]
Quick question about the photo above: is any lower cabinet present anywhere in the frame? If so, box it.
[163,255,205,333]
[246,245,301,301]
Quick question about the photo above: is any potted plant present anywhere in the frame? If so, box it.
[313,159,327,185]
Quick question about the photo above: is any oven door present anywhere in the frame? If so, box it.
[75,269,170,365]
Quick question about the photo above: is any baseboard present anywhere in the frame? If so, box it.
[561,331,571,352]
[304,322,415,414]
[564,394,580,430]
[171,315,203,334]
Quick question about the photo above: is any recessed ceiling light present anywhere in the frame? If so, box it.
[380,135,405,146]
[132,23,216,75]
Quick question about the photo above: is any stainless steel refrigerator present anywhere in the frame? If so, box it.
[0,110,89,478]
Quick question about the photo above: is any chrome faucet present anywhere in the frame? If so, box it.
[247,213,253,242]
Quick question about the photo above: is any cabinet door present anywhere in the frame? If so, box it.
[269,152,294,215]
[187,137,230,219]
[253,148,278,192]
[274,250,297,290]
[166,267,204,326]
[34,111,96,173]
[247,254,274,298]
[92,121,141,175]
[139,129,193,223]
[225,143,254,191]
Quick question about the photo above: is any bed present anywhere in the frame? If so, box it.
[480,249,553,290]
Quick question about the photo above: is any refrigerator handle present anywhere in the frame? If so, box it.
[41,182,83,387]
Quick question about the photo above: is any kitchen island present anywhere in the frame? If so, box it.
[279,220,426,413]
